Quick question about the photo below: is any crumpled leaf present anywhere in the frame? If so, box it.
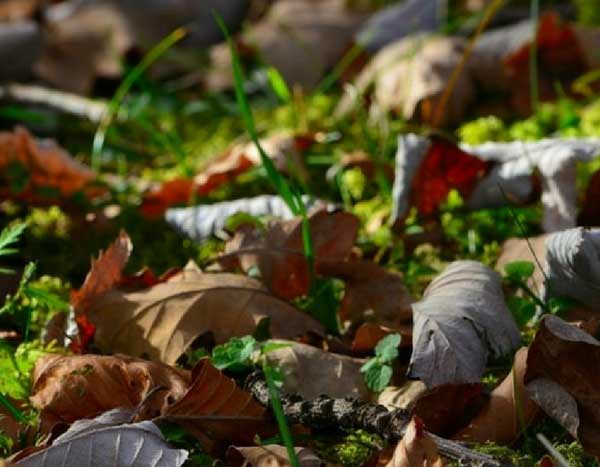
[264,340,369,400]
[164,359,269,452]
[356,0,442,52]
[30,354,189,434]
[165,195,330,242]
[221,210,359,299]
[207,0,367,91]
[454,347,539,444]
[408,261,521,388]
[391,133,600,232]
[142,134,312,217]
[337,34,472,127]
[318,261,412,325]
[35,2,132,95]
[383,416,446,467]
[461,138,600,232]
[14,408,188,467]
[86,262,324,365]
[227,445,322,467]
[543,227,600,307]
[390,134,491,225]
[525,315,600,456]
[0,126,99,204]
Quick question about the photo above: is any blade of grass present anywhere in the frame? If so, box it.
[91,27,187,170]
[0,393,27,423]
[0,222,26,258]
[263,364,301,467]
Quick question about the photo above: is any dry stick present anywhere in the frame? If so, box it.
[0,83,108,122]
[245,372,515,467]
[431,0,506,128]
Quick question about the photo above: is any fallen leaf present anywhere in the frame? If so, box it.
[0,126,99,204]
[318,261,413,325]
[165,195,331,242]
[337,34,472,127]
[264,340,369,400]
[207,0,367,91]
[543,227,600,307]
[143,134,311,217]
[454,348,539,444]
[383,416,446,467]
[377,381,427,411]
[86,263,324,365]
[222,210,359,299]
[30,354,190,434]
[35,3,132,95]
[496,235,548,294]
[0,400,27,447]
[408,260,521,388]
[390,134,491,226]
[0,21,41,82]
[14,408,188,467]
[227,445,322,467]
[352,323,412,354]
[0,0,39,21]
[164,359,269,452]
[525,315,600,456]
[578,169,600,226]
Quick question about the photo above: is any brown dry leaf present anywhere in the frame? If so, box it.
[0,400,28,447]
[222,210,359,300]
[264,340,369,400]
[227,445,322,467]
[525,315,600,456]
[35,3,132,94]
[384,416,446,467]
[207,0,367,91]
[377,381,427,411]
[352,323,412,354]
[0,126,98,204]
[87,262,324,365]
[71,231,132,314]
[0,0,39,21]
[165,359,270,453]
[454,347,539,444]
[30,354,190,434]
[318,261,412,325]
[337,34,472,127]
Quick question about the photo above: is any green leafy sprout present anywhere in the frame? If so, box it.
[360,333,401,392]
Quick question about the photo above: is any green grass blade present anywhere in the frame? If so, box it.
[92,27,187,170]
[0,393,26,423]
[263,365,301,467]
[266,67,292,103]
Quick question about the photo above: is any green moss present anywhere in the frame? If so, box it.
[458,116,507,145]
[315,430,382,467]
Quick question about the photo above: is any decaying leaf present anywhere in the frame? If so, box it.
[525,315,600,456]
[264,340,369,400]
[35,2,132,95]
[337,34,472,127]
[30,354,189,434]
[318,261,413,325]
[14,408,188,467]
[408,261,521,388]
[221,210,359,299]
[391,133,600,231]
[143,134,312,217]
[165,195,330,242]
[0,126,99,204]
[544,227,600,307]
[377,381,427,412]
[461,138,600,232]
[164,359,269,452]
[352,323,412,354]
[390,134,491,226]
[86,262,324,365]
[227,445,322,467]
[207,0,367,90]
[454,348,539,444]
[383,416,446,467]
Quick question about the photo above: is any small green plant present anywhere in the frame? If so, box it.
[212,336,259,372]
[360,333,401,392]
[0,222,27,273]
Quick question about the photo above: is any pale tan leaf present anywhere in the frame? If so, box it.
[227,445,322,467]
[384,416,446,467]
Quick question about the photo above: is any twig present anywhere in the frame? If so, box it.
[245,371,516,467]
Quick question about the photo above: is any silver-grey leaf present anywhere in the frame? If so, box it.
[165,195,330,243]
[408,260,520,388]
[15,408,188,467]
[544,227,600,307]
